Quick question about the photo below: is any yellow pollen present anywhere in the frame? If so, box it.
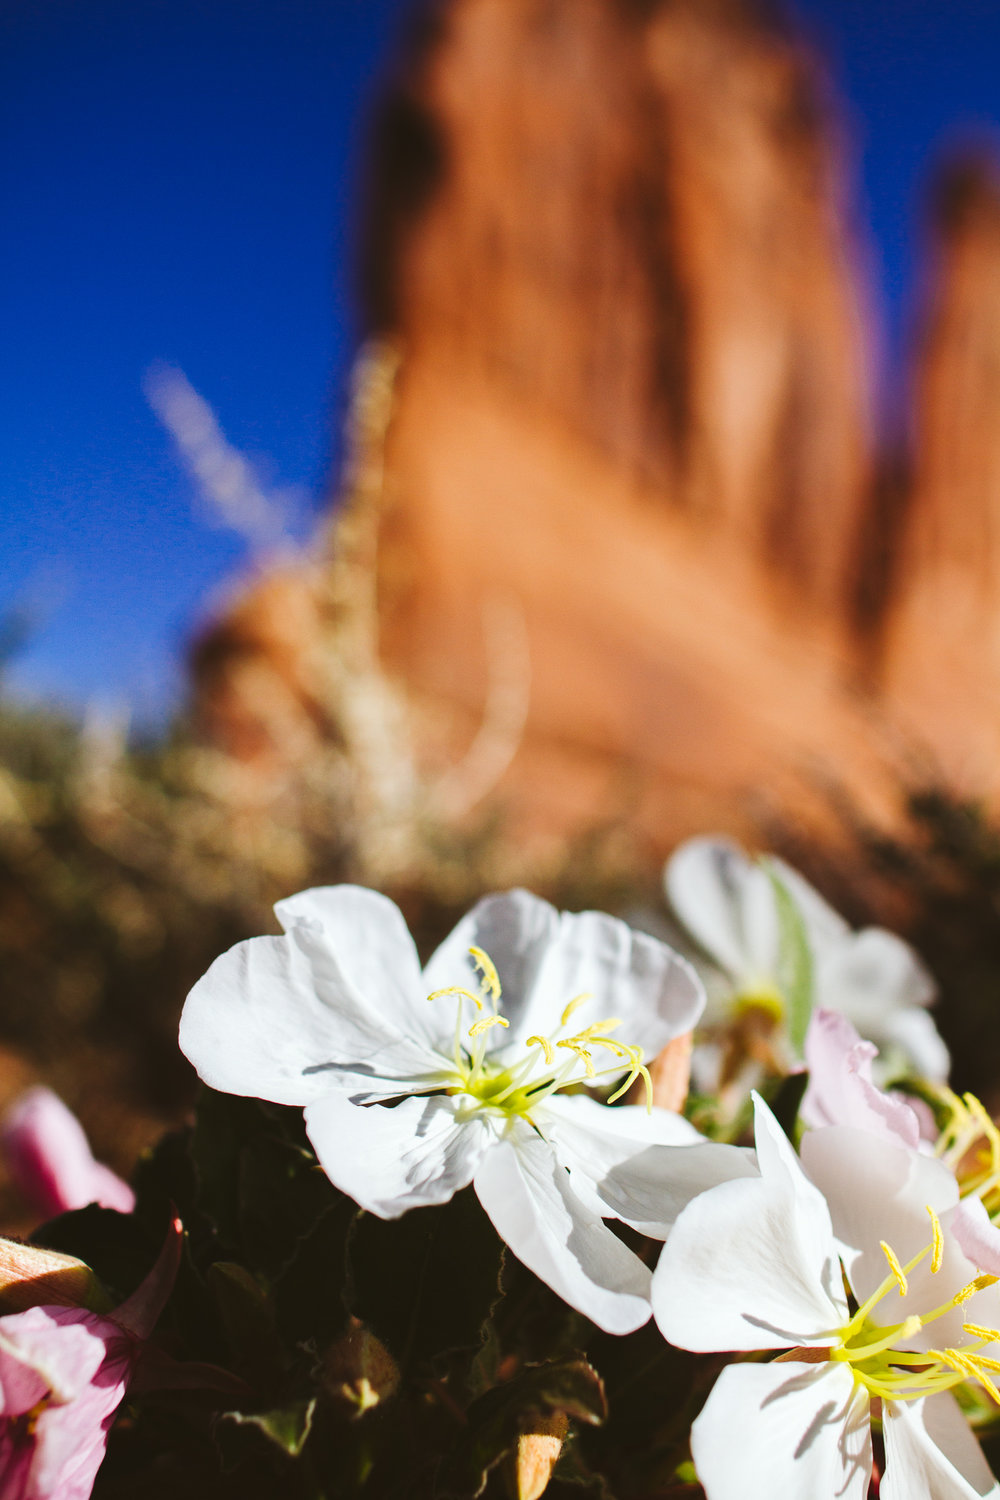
[965,1094,1000,1158]
[428,984,484,1012]
[560,993,591,1028]
[557,1040,596,1077]
[956,1274,999,1304]
[468,1015,509,1038]
[880,1240,908,1296]
[575,1018,623,1040]
[972,1354,1000,1374]
[468,946,501,1002]
[526,1034,555,1064]
[926,1205,944,1273]
[963,1323,1000,1343]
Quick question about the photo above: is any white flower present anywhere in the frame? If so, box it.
[664,835,949,1080]
[653,1094,1000,1500]
[179,885,716,1333]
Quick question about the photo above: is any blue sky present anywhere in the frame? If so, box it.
[3,0,999,716]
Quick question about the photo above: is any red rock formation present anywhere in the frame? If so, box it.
[188,1,1000,873]
[883,155,1000,791]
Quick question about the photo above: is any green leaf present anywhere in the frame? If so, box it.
[347,1187,504,1368]
[192,1087,340,1277]
[208,1262,285,1385]
[761,859,814,1055]
[222,1398,316,1458]
[436,1357,606,1499]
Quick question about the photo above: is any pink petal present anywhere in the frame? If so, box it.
[802,1011,921,1149]
[1,1089,135,1220]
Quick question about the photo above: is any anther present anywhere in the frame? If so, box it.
[956,1274,999,1303]
[428,985,484,1012]
[468,946,501,1002]
[963,1323,1000,1343]
[880,1241,908,1297]
[526,1034,555,1064]
[468,1015,510,1037]
[557,1040,596,1077]
[560,994,591,1028]
[926,1205,944,1273]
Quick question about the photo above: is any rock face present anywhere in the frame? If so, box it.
[189,0,1000,867]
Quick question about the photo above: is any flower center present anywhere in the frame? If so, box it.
[426,946,652,1120]
[816,1208,1000,1407]
[935,1088,1000,1217]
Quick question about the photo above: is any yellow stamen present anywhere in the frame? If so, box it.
[468,1015,510,1037]
[926,1205,944,1273]
[608,1060,653,1111]
[956,1274,999,1303]
[963,1323,1000,1343]
[880,1241,908,1297]
[560,993,591,1028]
[428,985,484,1012]
[966,1093,1000,1171]
[574,1018,622,1040]
[526,1034,555,1064]
[556,1040,596,1077]
[468,946,501,1002]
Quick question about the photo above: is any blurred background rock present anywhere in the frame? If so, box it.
[7,0,1000,1189]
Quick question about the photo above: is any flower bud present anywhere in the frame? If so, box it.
[516,1412,568,1500]
[323,1320,400,1417]
[0,1237,104,1314]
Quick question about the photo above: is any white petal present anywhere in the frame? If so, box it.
[769,857,850,951]
[691,1361,870,1500]
[539,1093,757,1238]
[276,884,451,1055]
[180,930,442,1106]
[421,889,560,1029]
[508,909,704,1064]
[882,1393,1000,1500]
[952,1196,1000,1275]
[799,1126,960,1322]
[304,1093,495,1217]
[816,927,936,1027]
[664,836,764,984]
[472,1120,651,1334]
[873,1004,951,1083]
[653,1101,844,1352]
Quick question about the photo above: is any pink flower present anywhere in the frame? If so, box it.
[0,1218,181,1499]
[1,1090,135,1221]
[800,1010,929,1148]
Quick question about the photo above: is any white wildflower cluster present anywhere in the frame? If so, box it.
[179,835,1000,1499]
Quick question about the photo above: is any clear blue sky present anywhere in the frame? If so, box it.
[3,0,999,717]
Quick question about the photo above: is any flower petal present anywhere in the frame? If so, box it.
[304,1093,495,1218]
[874,1004,951,1083]
[799,1125,961,1327]
[531,910,705,1058]
[0,1306,109,1414]
[882,1392,1000,1500]
[664,836,770,984]
[275,886,445,1054]
[653,1098,844,1351]
[421,890,560,1029]
[539,1092,756,1238]
[691,1361,871,1500]
[800,1011,921,1147]
[472,1120,652,1334]
[2,1087,135,1219]
[179,925,442,1108]
[815,927,941,1077]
